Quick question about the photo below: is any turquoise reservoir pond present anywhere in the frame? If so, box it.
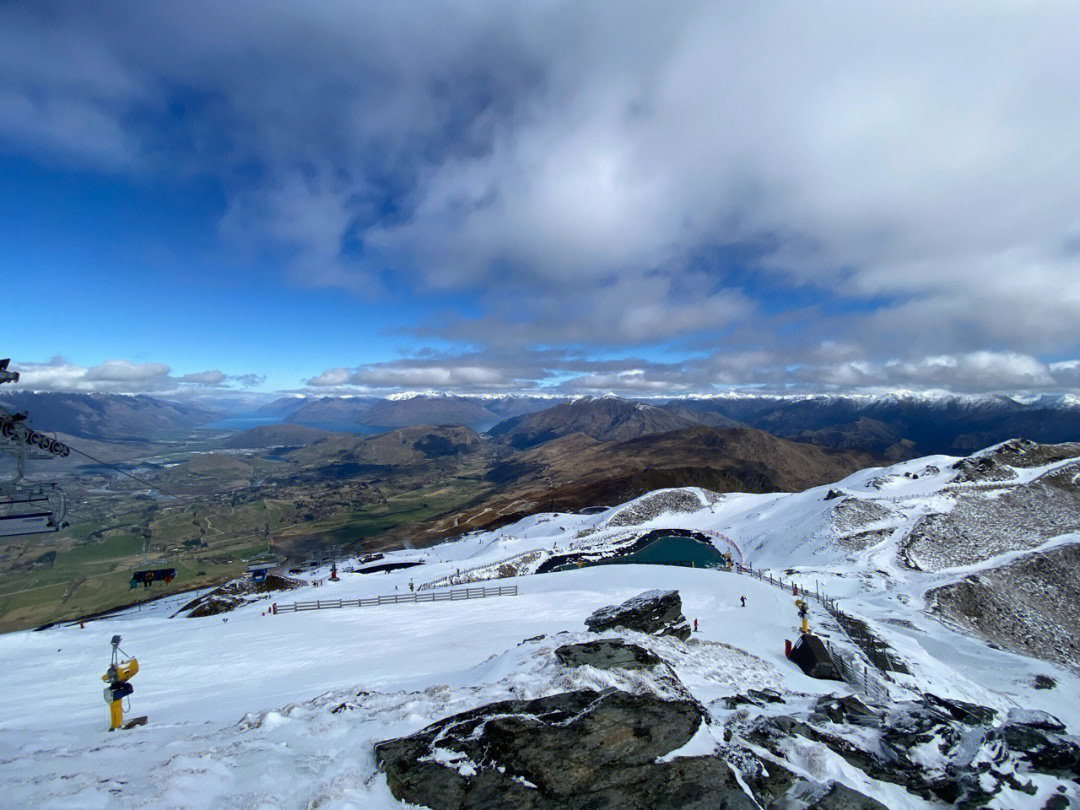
[548,533,729,572]
[615,534,727,567]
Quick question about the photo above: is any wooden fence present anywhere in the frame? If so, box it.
[733,561,894,702]
[272,584,517,614]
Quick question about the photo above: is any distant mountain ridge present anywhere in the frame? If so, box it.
[661,392,1080,456]
[284,394,562,431]
[222,423,329,449]
[255,396,313,418]
[280,423,485,469]
[489,397,697,448]
[360,395,498,429]
[0,391,221,439]
[379,422,877,546]
[8,388,1079,454]
[281,396,380,425]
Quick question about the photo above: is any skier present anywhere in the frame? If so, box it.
[740,595,746,608]
[693,618,698,632]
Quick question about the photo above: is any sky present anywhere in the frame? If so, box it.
[3,1,1080,399]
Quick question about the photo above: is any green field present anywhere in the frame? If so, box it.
[0,522,268,632]
[0,478,487,631]
[0,426,499,632]
[275,477,487,548]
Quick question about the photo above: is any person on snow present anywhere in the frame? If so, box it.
[693,618,698,632]
[740,595,746,607]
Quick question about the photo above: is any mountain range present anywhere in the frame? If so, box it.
[376,423,877,548]
[488,397,696,448]
[659,392,1080,456]
[0,391,222,439]
[6,390,1080,460]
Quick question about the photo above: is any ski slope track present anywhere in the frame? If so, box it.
[1,439,1079,808]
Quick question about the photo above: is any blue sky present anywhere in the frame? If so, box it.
[3,2,1080,398]
[2,152,471,391]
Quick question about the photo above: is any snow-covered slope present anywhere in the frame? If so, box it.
[2,440,1079,808]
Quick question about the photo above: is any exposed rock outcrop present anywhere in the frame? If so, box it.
[772,780,888,809]
[900,469,1080,572]
[951,453,1018,484]
[554,639,663,670]
[375,688,750,809]
[183,574,302,618]
[584,589,691,640]
[737,692,1078,809]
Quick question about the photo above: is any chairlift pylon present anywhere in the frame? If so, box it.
[0,360,70,537]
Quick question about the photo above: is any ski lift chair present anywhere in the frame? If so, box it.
[129,564,177,589]
[246,562,275,584]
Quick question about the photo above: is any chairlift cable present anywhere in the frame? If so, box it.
[4,400,191,505]
[63,442,193,505]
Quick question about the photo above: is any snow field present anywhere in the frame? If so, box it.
[0,566,828,735]
[4,444,1080,807]
[0,565,845,809]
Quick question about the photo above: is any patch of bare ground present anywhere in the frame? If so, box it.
[925,542,1080,672]
[827,497,898,551]
[835,527,894,552]
[830,497,896,532]
[900,463,1080,572]
[981,438,1080,469]
[183,574,303,618]
[607,489,705,527]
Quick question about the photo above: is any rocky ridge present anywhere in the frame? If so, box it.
[584,589,692,641]
[375,590,1078,809]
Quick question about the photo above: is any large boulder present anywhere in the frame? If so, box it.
[555,638,663,670]
[809,694,878,727]
[375,688,754,809]
[738,692,1079,809]
[993,711,1079,777]
[770,780,888,810]
[584,589,691,640]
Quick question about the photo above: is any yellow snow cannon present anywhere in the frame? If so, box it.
[102,635,143,731]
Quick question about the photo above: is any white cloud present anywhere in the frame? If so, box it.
[308,349,1080,397]
[306,368,352,387]
[565,369,693,393]
[10,358,262,394]
[88,360,171,382]
[359,2,1080,352]
[309,363,526,391]
[177,370,228,385]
